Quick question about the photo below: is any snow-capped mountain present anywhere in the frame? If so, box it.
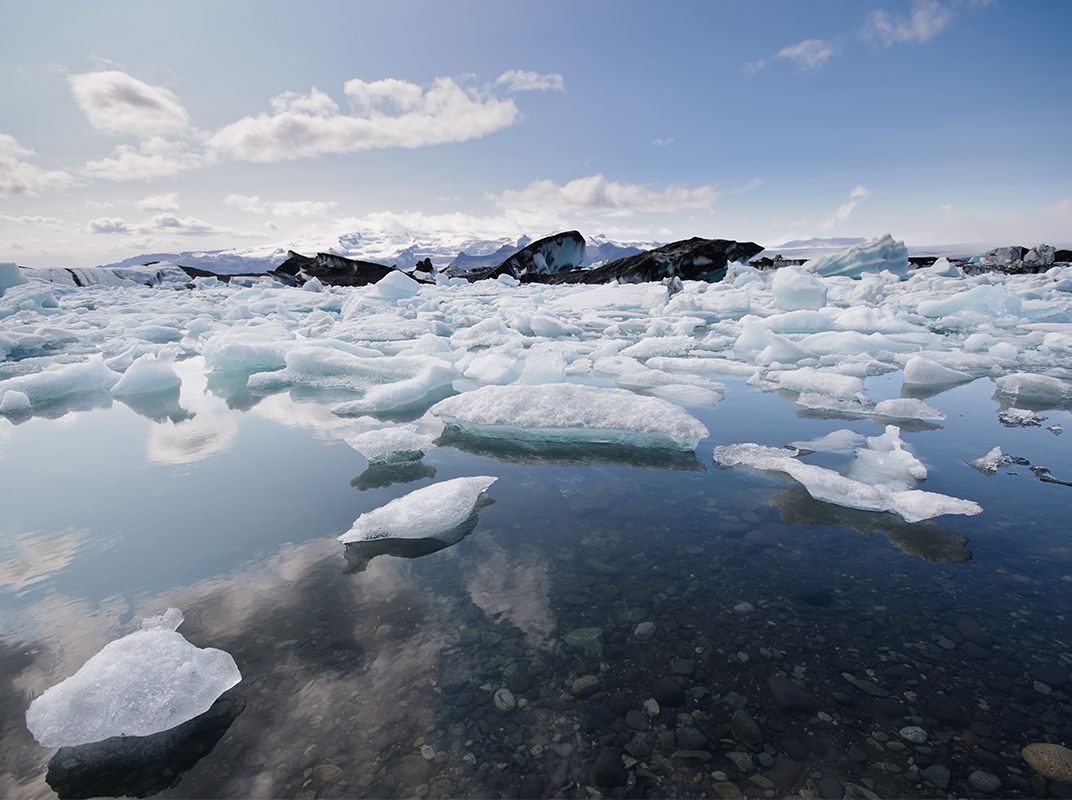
[97,231,659,275]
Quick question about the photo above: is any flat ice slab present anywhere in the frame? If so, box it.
[338,475,497,543]
[430,383,710,450]
[715,428,982,523]
[25,609,241,748]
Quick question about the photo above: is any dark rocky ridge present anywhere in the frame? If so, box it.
[529,237,765,285]
[463,231,587,281]
[273,251,394,287]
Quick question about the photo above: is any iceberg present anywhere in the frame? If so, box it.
[715,427,981,523]
[803,235,909,279]
[111,352,181,398]
[25,609,241,748]
[430,383,709,450]
[771,266,828,311]
[338,475,497,543]
[789,429,866,454]
[0,358,119,407]
[0,389,32,414]
[345,424,436,464]
[969,446,1004,475]
[902,356,972,387]
[995,373,1072,403]
[0,261,27,295]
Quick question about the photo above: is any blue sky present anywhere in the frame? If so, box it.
[2,0,1070,266]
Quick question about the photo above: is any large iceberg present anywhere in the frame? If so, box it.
[0,261,27,295]
[804,234,909,279]
[25,609,241,748]
[714,426,981,523]
[430,383,709,450]
[338,475,497,543]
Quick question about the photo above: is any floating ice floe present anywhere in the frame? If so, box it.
[338,475,497,543]
[345,423,438,464]
[0,262,27,295]
[25,609,241,748]
[789,429,866,454]
[969,446,1005,475]
[995,373,1072,404]
[0,357,119,408]
[430,383,709,450]
[111,351,181,397]
[715,426,981,523]
[0,389,31,414]
[902,356,973,387]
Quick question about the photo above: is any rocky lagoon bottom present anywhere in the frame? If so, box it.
[1,360,1070,800]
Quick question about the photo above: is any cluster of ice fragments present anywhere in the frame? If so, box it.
[9,236,1072,746]
[3,234,1071,480]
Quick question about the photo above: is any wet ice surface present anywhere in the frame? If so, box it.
[0,263,1071,798]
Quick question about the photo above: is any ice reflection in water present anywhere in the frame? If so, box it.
[0,371,1069,798]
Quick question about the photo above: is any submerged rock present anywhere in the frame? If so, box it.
[1022,743,1072,782]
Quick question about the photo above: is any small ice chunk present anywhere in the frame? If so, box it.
[774,367,865,399]
[345,425,435,464]
[995,373,1072,403]
[771,266,828,310]
[430,383,709,450]
[902,356,972,386]
[848,425,928,488]
[25,608,241,748]
[789,429,866,454]
[998,408,1045,427]
[0,389,31,414]
[969,446,1004,475]
[374,270,422,299]
[0,262,28,295]
[338,476,497,543]
[0,357,119,406]
[872,398,945,421]
[111,352,181,397]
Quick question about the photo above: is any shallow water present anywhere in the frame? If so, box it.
[1,358,1070,799]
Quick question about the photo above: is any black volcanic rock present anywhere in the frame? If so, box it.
[274,250,393,286]
[466,231,586,281]
[534,237,763,285]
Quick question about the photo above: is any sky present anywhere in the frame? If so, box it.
[1,0,1070,267]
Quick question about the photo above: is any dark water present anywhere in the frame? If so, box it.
[1,360,1070,799]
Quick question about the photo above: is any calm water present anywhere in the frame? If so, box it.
[1,359,1070,799]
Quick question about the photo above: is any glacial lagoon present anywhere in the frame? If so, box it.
[1,355,1070,799]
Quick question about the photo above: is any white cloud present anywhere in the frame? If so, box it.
[137,191,180,211]
[864,0,954,45]
[652,137,674,147]
[82,137,207,181]
[0,133,75,195]
[88,216,135,234]
[146,212,227,235]
[727,177,764,194]
[495,70,565,93]
[489,174,718,216]
[208,77,519,163]
[819,185,873,231]
[744,59,768,76]
[776,39,837,71]
[225,194,338,218]
[68,70,191,137]
[0,213,64,227]
[86,212,230,236]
